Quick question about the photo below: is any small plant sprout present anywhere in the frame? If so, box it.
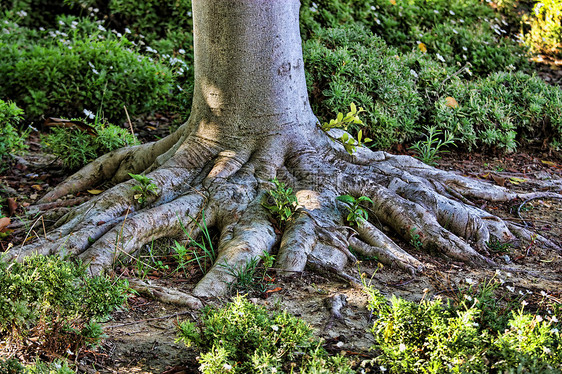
[129,173,158,205]
[321,103,372,155]
[410,125,457,166]
[409,227,423,250]
[262,178,298,224]
[336,195,373,225]
[321,102,365,132]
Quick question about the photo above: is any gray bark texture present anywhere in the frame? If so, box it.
[5,0,560,302]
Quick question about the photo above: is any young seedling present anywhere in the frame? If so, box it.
[129,173,158,205]
[409,125,457,166]
[262,178,298,224]
[336,194,373,225]
[321,103,372,155]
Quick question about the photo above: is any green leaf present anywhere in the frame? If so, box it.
[357,196,373,203]
[350,102,357,114]
[336,195,355,204]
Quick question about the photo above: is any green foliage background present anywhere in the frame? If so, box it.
[2,0,561,153]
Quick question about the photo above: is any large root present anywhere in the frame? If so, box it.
[4,125,561,303]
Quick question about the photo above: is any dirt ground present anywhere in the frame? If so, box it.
[1,135,561,373]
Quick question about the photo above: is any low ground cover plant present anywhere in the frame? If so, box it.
[0,16,183,125]
[300,0,530,77]
[365,279,562,373]
[0,100,27,166]
[0,255,130,361]
[42,117,139,170]
[177,295,354,374]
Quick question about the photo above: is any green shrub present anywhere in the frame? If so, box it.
[523,0,562,56]
[433,71,562,151]
[42,117,139,170]
[300,0,530,76]
[365,283,562,373]
[177,295,355,373]
[304,24,423,148]
[0,255,129,357]
[0,358,74,374]
[0,16,179,124]
[0,100,27,162]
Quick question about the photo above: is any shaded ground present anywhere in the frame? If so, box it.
[1,128,560,372]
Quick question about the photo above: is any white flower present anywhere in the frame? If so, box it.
[521,300,528,307]
[543,347,551,354]
[436,53,445,62]
[452,29,458,34]
[434,9,439,14]
[146,46,157,53]
[380,366,387,372]
[550,316,559,323]
[178,48,186,55]
[16,10,28,17]
[459,19,464,23]
[551,328,559,334]
[124,27,131,34]
[58,20,65,26]
[93,7,99,13]
[410,69,418,78]
[177,85,183,91]
[462,46,468,51]
[375,18,381,25]
[464,294,473,301]
[506,285,515,293]
[92,68,99,75]
[399,343,406,352]
[449,10,455,15]
[83,109,95,119]
[541,291,548,297]
[97,24,106,32]
[465,278,475,285]
[222,363,232,371]
[39,27,45,31]
[536,315,543,322]
[371,5,376,10]
[271,325,279,331]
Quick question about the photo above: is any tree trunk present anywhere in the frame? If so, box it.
[6,0,560,301]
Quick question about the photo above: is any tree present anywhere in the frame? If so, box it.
[6,0,559,299]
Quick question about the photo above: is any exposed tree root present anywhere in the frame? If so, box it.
[4,125,561,301]
[128,279,203,309]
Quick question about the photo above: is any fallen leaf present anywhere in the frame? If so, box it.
[445,96,459,108]
[509,177,527,185]
[389,0,396,4]
[418,42,427,53]
[491,174,506,187]
[0,217,10,232]
[146,125,157,131]
[541,160,558,167]
[264,287,283,298]
[87,189,104,195]
[7,198,17,215]
[31,184,42,191]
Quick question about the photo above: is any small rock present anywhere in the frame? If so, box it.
[502,254,512,264]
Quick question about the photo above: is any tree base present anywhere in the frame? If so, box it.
[4,124,560,300]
